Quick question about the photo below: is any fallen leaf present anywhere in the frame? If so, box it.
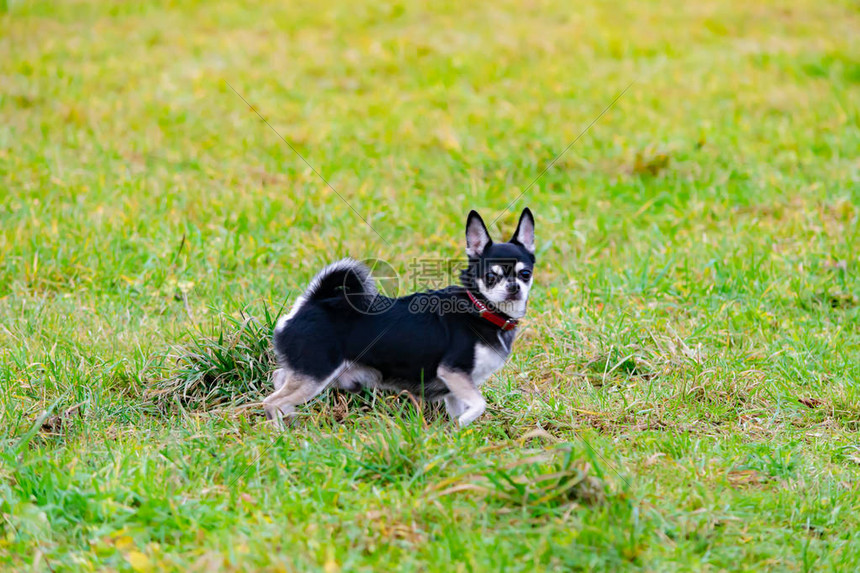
[40,403,84,434]
[125,550,151,573]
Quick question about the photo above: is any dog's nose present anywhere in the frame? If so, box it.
[506,281,520,294]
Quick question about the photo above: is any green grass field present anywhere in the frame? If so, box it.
[2,0,859,570]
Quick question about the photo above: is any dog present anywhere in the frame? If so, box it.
[263,208,535,427]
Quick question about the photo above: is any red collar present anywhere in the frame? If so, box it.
[466,290,519,331]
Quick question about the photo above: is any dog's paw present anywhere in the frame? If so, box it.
[457,400,486,427]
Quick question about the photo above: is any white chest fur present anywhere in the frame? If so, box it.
[471,332,513,384]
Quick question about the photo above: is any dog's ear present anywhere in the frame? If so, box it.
[465,210,492,257]
[510,207,535,254]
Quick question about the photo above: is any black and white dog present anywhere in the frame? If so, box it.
[264,208,535,427]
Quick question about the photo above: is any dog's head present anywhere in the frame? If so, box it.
[460,208,535,319]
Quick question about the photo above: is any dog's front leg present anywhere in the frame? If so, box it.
[444,394,467,419]
[437,367,486,426]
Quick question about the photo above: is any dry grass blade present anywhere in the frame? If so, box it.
[425,445,608,508]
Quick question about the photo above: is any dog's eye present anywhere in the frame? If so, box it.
[518,269,532,281]
[485,272,499,286]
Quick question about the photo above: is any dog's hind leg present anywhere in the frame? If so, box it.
[263,364,346,428]
[271,368,287,391]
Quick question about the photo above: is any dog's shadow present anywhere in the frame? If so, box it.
[296,387,448,427]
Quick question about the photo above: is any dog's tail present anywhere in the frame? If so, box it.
[303,258,376,303]
[275,259,377,336]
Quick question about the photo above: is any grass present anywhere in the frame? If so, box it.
[1,0,859,570]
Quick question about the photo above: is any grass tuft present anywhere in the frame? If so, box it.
[146,306,276,410]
